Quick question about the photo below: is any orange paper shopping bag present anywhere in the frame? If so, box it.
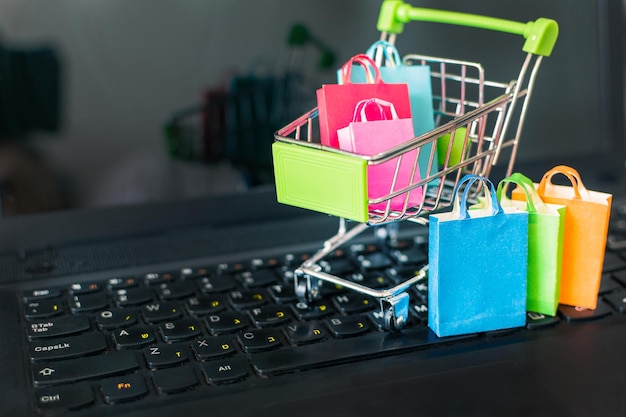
[513,165,612,309]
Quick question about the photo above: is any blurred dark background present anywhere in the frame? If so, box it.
[0,0,624,215]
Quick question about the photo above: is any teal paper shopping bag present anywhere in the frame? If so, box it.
[428,175,528,337]
[498,173,566,316]
[339,41,437,180]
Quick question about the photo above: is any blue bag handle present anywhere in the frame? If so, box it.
[451,174,504,220]
[366,40,403,67]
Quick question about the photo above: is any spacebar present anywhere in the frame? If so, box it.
[251,327,473,376]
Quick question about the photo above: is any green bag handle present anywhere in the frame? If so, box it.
[377,0,559,56]
[497,172,547,214]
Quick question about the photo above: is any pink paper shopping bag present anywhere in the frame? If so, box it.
[337,98,422,212]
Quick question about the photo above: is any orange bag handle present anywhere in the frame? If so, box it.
[537,165,589,200]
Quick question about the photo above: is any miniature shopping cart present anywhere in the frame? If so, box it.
[272,0,558,331]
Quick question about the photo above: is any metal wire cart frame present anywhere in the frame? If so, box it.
[272,0,558,331]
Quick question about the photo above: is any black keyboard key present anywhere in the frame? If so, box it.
[604,289,626,313]
[558,303,612,322]
[284,322,328,345]
[186,295,226,316]
[24,299,63,319]
[28,315,91,340]
[23,288,62,302]
[387,244,428,265]
[69,291,109,313]
[153,365,199,394]
[409,302,429,323]
[96,308,138,329]
[205,311,250,335]
[198,275,236,293]
[193,336,237,360]
[157,281,195,300]
[29,332,108,362]
[326,316,370,338]
[113,287,153,306]
[267,283,298,303]
[319,257,356,275]
[333,294,376,314]
[292,300,334,320]
[610,269,626,287]
[357,271,393,289]
[349,243,377,257]
[142,302,182,323]
[355,252,393,271]
[603,251,626,272]
[238,329,283,353]
[113,325,157,349]
[249,304,292,327]
[100,373,148,404]
[599,273,622,295]
[143,343,189,368]
[202,357,249,384]
[32,351,139,386]
[525,312,560,330]
[35,383,94,412]
[238,269,278,288]
[229,289,268,309]
[159,318,202,342]
[319,281,347,297]
[386,264,427,283]
[413,280,429,300]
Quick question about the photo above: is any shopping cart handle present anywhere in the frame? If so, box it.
[377,0,558,56]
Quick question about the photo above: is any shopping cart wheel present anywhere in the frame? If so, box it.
[294,268,322,303]
[382,292,410,332]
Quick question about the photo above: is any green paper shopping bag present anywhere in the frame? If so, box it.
[512,165,612,309]
[428,175,528,337]
[498,173,566,316]
[340,41,437,180]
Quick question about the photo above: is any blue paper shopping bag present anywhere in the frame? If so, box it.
[338,41,437,180]
[428,175,529,337]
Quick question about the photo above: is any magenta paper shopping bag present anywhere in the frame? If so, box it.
[317,54,412,148]
[343,40,437,180]
[338,98,422,212]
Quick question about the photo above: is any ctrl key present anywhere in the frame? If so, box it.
[35,384,94,412]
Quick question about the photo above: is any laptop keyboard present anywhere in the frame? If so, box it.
[20,202,626,416]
